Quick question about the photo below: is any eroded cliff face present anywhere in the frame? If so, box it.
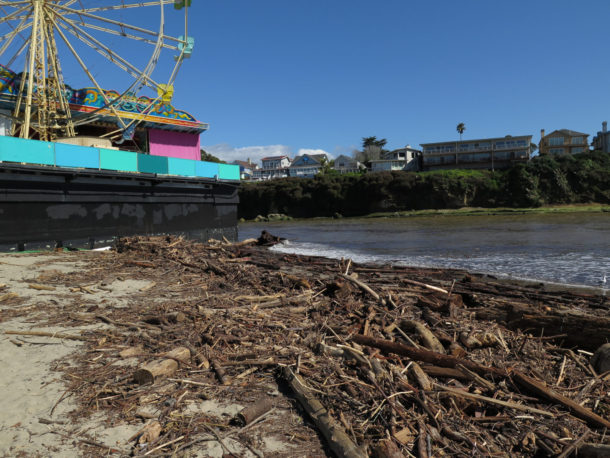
[238,152,610,219]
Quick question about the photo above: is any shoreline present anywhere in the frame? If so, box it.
[1,237,609,456]
[240,203,610,223]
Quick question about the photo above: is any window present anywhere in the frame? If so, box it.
[424,156,441,165]
[571,147,584,154]
[549,137,564,146]
[495,141,505,148]
[549,148,565,155]
[571,136,584,144]
[473,153,490,162]
[495,151,510,160]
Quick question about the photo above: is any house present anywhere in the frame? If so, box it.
[253,155,291,180]
[333,154,364,174]
[370,145,421,172]
[289,153,327,178]
[420,135,533,171]
[231,159,258,180]
[592,122,610,153]
[539,129,589,156]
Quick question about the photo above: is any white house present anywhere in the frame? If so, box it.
[289,153,327,178]
[370,145,420,172]
[333,155,364,174]
[253,155,291,180]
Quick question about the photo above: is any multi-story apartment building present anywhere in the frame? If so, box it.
[592,122,610,153]
[420,135,533,171]
[539,129,589,156]
[253,155,291,180]
[370,145,421,172]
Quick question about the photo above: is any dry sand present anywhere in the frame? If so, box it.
[0,252,307,457]
[0,253,147,456]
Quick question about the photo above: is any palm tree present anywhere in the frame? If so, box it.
[362,136,387,150]
[456,123,466,141]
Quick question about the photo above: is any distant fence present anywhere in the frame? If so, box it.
[0,135,240,181]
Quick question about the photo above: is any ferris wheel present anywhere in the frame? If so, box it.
[0,0,193,142]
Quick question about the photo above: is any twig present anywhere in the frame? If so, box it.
[4,330,88,341]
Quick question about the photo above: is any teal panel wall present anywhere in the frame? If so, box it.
[0,136,54,165]
[138,154,168,174]
[195,161,219,178]
[55,143,100,169]
[100,149,138,172]
[168,157,196,177]
[218,163,240,180]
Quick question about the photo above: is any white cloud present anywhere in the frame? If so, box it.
[202,143,292,164]
[202,143,333,165]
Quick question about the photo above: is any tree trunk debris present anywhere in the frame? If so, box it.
[13,233,609,457]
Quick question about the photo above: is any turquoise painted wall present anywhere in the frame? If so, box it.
[0,136,54,165]
[0,135,239,181]
[168,157,196,177]
[137,153,169,175]
[100,149,138,172]
[55,142,100,169]
[218,163,240,180]
[195,161,219,178]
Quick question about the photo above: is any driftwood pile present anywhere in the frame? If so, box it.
[8,234,610,457]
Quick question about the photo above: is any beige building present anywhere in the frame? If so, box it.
[539,129,589,156]
[420,135,533,171]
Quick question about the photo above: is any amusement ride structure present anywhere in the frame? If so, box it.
[0,0,199,145]
[0,1,240,250]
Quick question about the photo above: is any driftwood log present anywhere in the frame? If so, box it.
[281,367,367,458]
[469,301,610,351]
[134,347,190,385]
[352,334,507,378]
[512,371,610,429]
[236,397,274,426]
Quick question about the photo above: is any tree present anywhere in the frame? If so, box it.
[362,136,388,151]
[316,156,333,175]
[353,136,389,165]
[456,123,466,141]
[200,149,225,163]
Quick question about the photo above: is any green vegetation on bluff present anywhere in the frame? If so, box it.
[238,152,610,219]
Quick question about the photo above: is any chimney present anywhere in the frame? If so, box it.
[603,121,608,133]
[541,129,545,139]
[248,157,252,165]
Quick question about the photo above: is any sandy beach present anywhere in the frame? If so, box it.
[0,249,320,457]
[0,237,608,457]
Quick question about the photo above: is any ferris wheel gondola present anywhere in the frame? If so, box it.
[0,0,193,143]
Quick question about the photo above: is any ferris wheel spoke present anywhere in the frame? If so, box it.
[6,36,29,68]
[50,3,181,44]
[0,1,29,7]
[52,12,163,91]
[58,16,178,50]
[0,4,31,25]
[77,1,173,14]
[49,15,129,130]
[0,17,32,59]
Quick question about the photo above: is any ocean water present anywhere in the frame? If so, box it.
[239,212,610,288]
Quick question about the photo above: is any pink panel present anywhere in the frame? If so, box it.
[148,129,201,160]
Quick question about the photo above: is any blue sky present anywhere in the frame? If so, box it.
[178,0,609,163]
[2,1,609,163]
